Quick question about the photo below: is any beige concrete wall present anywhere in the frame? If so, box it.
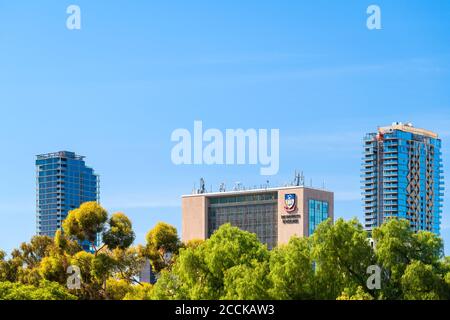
[181,196,208,242]
[277,188,304,244]
[277,188,334,244]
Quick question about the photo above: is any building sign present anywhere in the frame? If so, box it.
[284,194,297,212]
[282,194,300,224]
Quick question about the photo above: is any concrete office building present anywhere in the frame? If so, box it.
[182,181,334,249]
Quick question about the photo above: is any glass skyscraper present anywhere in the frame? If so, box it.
[362,123,444,235]
[36,151,99,239]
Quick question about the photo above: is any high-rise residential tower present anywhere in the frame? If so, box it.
[362,123,444,235]
[36,151,99,240]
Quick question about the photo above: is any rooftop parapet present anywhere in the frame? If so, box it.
[378,122,439,139]
[36,151,85,161]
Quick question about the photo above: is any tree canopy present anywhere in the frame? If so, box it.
[1,207,449,300]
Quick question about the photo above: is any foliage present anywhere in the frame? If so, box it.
[268,237,315,300]
[150,219,450,300]
[337,286,374,300]
[372,219,446,300]
[146,222,181,273]
[105,278,134,300]
[400,261,445,300]
[223,261,271,300]
[103,213,136,250]
[2,211,450,300]
[183,239,205,250]
[0,250,6,282]
[151,223,270,300]
[39,255,67,283]
[110,246,146,284]
[311,218,376,299]
[123,283,153,300]
[62,201,108,248]
[0,280,77,300]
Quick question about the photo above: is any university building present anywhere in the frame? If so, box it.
[362,122,444,234]
[182,181,334,249]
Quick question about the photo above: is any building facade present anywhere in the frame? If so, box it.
[139,259,157,284]
[362,123,444,234]
[182,186,334,249]
[36,151,99,241]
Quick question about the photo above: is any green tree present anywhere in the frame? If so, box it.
[0,280,77,300]
[150,270,187,300]
[54,230,82,255]
[0,250,6,282]
[183,239,205,250]
[63,202,108,252]
[152,224,270,300]
[123,283,153,300]
[105,278,134,300]
[337,286,374,300]
[311,218,376,299]
[110,246,146,285]
[4,236,56,285]
[223,261,271,300]
[63,207,140,299]
[372,219,445,299]
[70,251,101,299]
[91,252,116,298]
[0,252,23,283]
[268,237,314,300]
[15,236,54,269]
[103,213,136,250]
[146,222,181,273]
[39,255,67,284]
[400,260,445,300]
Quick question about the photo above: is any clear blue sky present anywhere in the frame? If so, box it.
[0,0,449,254]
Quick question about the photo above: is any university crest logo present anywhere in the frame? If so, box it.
[284,194,297,213]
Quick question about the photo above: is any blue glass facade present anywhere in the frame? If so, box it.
[362,124,444,235]
[36,151,99,241]
[308,199,329,236]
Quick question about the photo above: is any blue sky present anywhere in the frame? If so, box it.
[0,0,449,254]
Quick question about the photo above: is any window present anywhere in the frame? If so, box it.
[207,193,278,249]
[309,199,329,236]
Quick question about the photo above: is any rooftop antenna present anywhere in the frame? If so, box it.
[294,170,304,186]
[219,182,226,192]
[198,178,206,194]
[310,179,313,188]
